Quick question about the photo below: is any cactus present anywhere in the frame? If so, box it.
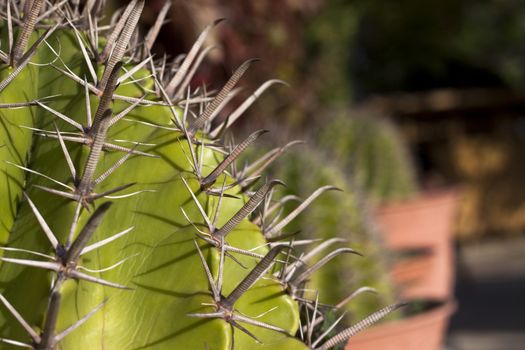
[268,146,397,324]
[317,112,418,203]
[0,2,401,349]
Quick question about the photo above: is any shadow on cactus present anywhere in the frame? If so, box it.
[0,1,402,349]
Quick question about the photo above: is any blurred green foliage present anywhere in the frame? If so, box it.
[303,0,359,104]
[351,0,525,94]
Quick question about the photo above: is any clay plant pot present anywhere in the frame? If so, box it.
[345,300,456,350]
[376,189,460,249]
[375,189,460,300]
[389,239,454,300]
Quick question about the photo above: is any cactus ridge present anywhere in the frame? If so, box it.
[0,2,402,349]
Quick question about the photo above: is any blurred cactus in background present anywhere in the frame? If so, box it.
[317,112,418,204]
[269,145,397,324]
[258,109,420,329]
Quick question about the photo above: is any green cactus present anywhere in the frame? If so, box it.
[261,111,417,331]
[268,146,397,324]
[0,2,401,349]
[317,112,418,203]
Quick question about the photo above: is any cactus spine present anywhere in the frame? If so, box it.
[0,2,399,349]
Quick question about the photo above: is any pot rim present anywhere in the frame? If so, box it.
[376,188,462,214]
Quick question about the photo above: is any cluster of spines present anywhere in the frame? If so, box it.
[0,1,401,349]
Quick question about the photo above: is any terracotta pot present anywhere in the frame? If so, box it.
[390,240,453,300]
[376,189,460,250]
[375,189,460,300]
[345,300,456,350]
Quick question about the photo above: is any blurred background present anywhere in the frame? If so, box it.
[121,1,525,349]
